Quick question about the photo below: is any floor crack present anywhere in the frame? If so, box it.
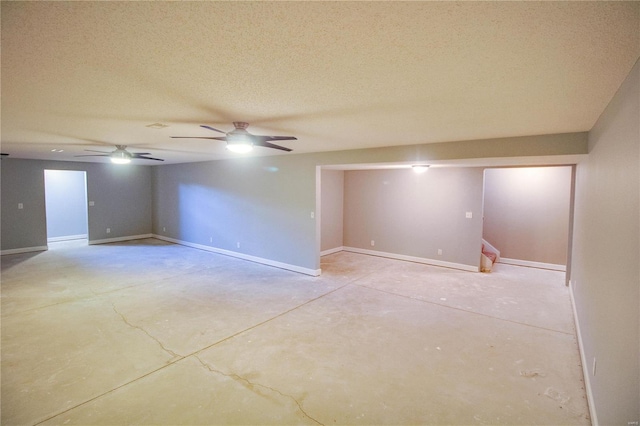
[194,356,323,425]
[112,303,183,360]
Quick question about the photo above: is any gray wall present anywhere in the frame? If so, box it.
[343,167,484,268]
[1,160,48,250]
[2,134,585,256]
[320,169,344,252]
[44,169,88,240]
[483,166,572,265]
[571,59,639,424]
[1,159,153,250]
[152,155,318,269]
[152,133,587,272]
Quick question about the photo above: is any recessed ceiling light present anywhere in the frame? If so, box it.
[146,123,169,129]
[50,149,64,153]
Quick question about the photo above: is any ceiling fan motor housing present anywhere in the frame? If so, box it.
[232,122,249,131]
[112,146,132,159]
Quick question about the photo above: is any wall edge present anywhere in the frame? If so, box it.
[343,246,480,272]
[498,257,566,272]
[88,234,153,245]
[153,235,321,277]
[0,246,48,256]
[570,281,599,426]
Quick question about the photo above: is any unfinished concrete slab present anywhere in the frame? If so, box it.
[1,239,590,425]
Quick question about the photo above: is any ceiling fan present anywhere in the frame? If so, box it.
[75,145,164,164]
[172,122,296,153]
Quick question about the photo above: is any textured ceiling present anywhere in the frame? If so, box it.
[1,1,639,164]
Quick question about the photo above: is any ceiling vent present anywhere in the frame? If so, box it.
[146,123,169,129]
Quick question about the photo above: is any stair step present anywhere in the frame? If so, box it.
[482,244,497,263]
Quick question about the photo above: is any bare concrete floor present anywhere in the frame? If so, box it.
[1,238,590,425]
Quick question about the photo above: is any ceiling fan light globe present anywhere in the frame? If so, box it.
[226,142,253,153]
[111,157,131,164]
[110,150,132,164]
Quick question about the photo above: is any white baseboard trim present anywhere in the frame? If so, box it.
[343,247,479,272]
[498,257,566,272]
[321,246,344,257]
[153,235,321,277]
[47,234,88,243]
[1,245,49,256]
[88,234,153,245]
[569,281,598,426]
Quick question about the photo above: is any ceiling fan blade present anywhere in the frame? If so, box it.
[134,155,164,162]
[263,136,298,142]
[171,136,227,141]
[84,149,111,153]
[200,125,227,134]
[253,140,293,152]
[130,152,151,156]
[74,154,110,157]
[133,157,164,161]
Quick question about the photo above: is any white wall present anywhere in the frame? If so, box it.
[44,170,88,240]
[343,167,485,269]
[571,59,639,424]
[320,169,344,253]
[483,166,572,266]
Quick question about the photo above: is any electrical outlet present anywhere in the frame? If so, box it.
[237,242,240,249]
[18,203,23,209]
[310,212,315,219]
[370,240,375,247]
[88,201,95,206]
[106,228,111,234]
[465,212,473,219]
[163,227,166,232]
[210,237,213,243]
[438,249,443,255]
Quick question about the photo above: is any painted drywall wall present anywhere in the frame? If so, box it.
[85,163,153,241]
[320,169,344,253]
[571,59,639,424]
[152,155,318,270]
[483,166,571,266]
[343,167,484,269]
[44,170,88,240]
[315,132,587,166]
[1,160,48,250]
[1,159,153,251]
[152,132,587,272]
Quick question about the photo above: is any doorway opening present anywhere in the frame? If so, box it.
[44,170,88,246]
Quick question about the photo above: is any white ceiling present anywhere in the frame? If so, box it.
[1,1,639,165]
